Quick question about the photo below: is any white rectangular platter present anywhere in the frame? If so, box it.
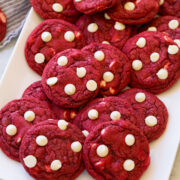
[0,8,180,180]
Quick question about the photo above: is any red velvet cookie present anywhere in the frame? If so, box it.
[119,88,168,142]
[83,120,150,180]
[73,0,117,15]
[25,19,85,75]
[0,98,55,161]
[122,31,180,94]
[0,9,7,42]
[22,81,77,121]
[30,0,80,22]
[19,120,85,180]
[159,0,180,18]
[73,96,136,135]
[140,16,180,47]
[42,48,102,108]
[107,0,160,25]
[82,43,131,96]
[76,13,136,49]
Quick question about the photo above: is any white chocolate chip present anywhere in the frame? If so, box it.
[0,12,6,23]
[147,26,157,32]
[160,0,164,5]
[17,137,21,143]
[145,115,157,127]
[109,87,116,94]
[102,41,110,44]
[52,3,63,12]
[6,124,17,136]
[71,141,82,152]
[150,52,160,62]
[87,23,98,33]
[156,68,168,80]
[58,120,68,130]
[86,80,97,91]
[88,109,99,120]
[36,135,48,146]
[136,37,146,48]
[104,13,111,20]
[82,130,89,137]
[114,22,125,31]
[23,155,37,168]
[34,53,45,64]
[110,111,121,120]
[47,77,58,86]
[103,72,114,82]
[70,111,77,119]
[64,31,75,42]
[123,159,135,171]
[94,51,105,61]
[41,32,52,42]
[50,160,62,171]
[101,129,106,135]
[76,67,86,78]
[64,84,76,95]
[168,20,179,30]
[57,56,68,66]
[168,45,179,55]
[100,80,106,88]
[135,92,146,103]
[96,144,109,157]
[24,111,35,122]
[132,60,143,71]
[174,39,180,47]
[124,2,135,11]
[125,134,135,146]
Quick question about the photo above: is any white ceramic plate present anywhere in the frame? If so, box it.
[0,8,180,180]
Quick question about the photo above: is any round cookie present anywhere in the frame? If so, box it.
[25,19,85,75]
[122,31,180,94]
[0,98,56,161]
[73,96,137,134]
[107,0,160,25]
[140,16,180,47]
[22,81,77,121]
[42,48,102,108]
[0,9,7,42]
[19,120,85,180]
[30,0,80,22]
[73,0,117,15]
[82,43,131,96]
[83,120,150,180]
[76,13,136,49]
[159,0,180,18]
[119,88,168,142]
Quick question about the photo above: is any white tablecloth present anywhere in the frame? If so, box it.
[0,39,179,180]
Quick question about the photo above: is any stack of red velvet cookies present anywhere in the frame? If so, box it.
[0,0,180,179]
